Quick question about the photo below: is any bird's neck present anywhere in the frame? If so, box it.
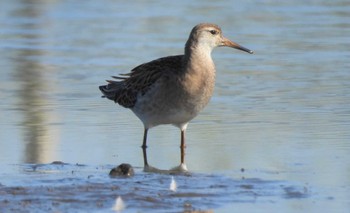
[184,42,215,73]
[181,42,216,102]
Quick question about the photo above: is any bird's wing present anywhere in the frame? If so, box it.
[99,55,183,108]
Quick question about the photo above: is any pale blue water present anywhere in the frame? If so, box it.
[0,0,349,212]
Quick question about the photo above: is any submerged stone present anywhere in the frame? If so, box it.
[109,163,134,177]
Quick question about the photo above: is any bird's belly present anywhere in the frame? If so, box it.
[132,100,198,129]
[132,93,208,129]
[131,78,213,129]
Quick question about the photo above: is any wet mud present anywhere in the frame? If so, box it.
[0,162,309,212]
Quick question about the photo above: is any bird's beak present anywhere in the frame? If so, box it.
[221,37,254,54]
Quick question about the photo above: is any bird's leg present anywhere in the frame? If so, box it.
[141,128,149,167]
[180,129,186,164]
[169,129,189,172]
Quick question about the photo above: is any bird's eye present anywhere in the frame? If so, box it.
[209,30,218,35]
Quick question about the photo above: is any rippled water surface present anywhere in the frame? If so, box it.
[0,0,349,212]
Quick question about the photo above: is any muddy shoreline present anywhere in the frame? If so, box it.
[0,162,310,212]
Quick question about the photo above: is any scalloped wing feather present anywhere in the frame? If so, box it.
[99,55,183,108]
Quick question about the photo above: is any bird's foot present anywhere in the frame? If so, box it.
[143,163,189,175]
[143,164,166,173]
[170,163,188,173]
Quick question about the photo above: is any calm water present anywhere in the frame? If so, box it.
[0,0,349,212]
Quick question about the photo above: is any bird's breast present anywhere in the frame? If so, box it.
[180,65,216,112]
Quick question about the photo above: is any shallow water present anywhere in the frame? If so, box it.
[0,0,349,212]
[0,162,314,212]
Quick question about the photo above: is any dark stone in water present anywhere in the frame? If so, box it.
[51,161,66,165]
[109,163,134,177]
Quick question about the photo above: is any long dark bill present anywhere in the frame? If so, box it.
[222,37,254,54]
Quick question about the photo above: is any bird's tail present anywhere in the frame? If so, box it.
[99,77,125,102]
[99,85,113,101]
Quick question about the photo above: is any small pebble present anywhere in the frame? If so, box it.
[109,163,134,177]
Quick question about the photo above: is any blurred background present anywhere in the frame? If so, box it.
[0,0,349,211]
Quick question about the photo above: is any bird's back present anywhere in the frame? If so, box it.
[99,55,184,108]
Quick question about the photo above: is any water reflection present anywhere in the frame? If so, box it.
[0,0,349,211]
[13,1,59,163]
